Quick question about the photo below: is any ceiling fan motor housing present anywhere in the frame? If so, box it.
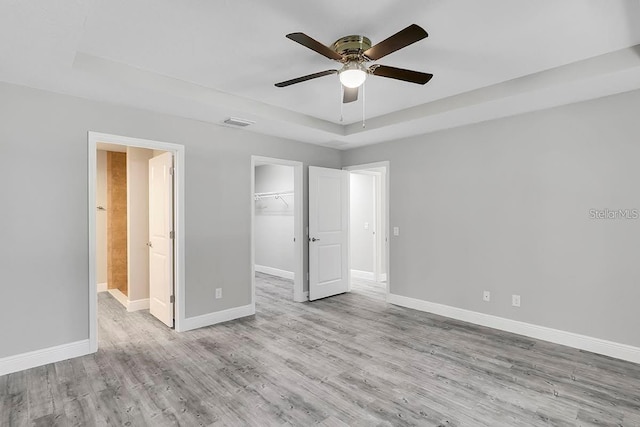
[331,35,372,61]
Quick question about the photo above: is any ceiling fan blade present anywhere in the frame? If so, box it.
[286,33,343,61]
[343,86,358,103]
[370,65,433,85]
[363,24,428,60]
[275,70,337,87]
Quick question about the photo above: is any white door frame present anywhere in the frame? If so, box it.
[349,170,382,281]
[251,156,305,303]
[88,131,186,352]
[343,161,390,299]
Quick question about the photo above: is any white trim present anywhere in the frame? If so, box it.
[108,288,129,309]
[97,282,108,293]
[88,143,97,352]
[0,340,91,377]
[255,265,294,280]
[128,298,150,312]
[251,157,305,304]
[107,289,149,312]
[351,269,375,280]
[88,132,186,344]
[387,293,640,365]
[379,273,387,282]
[181,304,255,332]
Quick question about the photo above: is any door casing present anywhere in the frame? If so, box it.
[251,156,305,303]
[343,161,390,299]
[88,131,186,353]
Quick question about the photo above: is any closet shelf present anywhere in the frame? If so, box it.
[254,190,293,206]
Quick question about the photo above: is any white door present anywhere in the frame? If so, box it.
[309,166,350,301]
[148,152,174,326]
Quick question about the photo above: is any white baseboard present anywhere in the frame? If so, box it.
[255,265,294,280]
[378,273,387,282]
[108,288,129,309]
[107,290,149,312]
[97,282,108,293]
[351,269,375,280]
[128,298,150,312]
[387,293,640,365]
[0,339,92,377]
[180,303,255,332]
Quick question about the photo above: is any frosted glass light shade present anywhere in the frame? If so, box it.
[339,62,367,88]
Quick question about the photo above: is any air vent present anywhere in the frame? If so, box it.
[223,117,255,127]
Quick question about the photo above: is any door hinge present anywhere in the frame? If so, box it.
[170,295,175,303]
[169,231,174,239]
[169,166,175,175]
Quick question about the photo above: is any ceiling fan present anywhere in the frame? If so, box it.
[275,24,433,103]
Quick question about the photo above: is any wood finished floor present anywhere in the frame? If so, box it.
[2,273,640,426]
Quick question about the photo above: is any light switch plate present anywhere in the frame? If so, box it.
[393,227,399,236]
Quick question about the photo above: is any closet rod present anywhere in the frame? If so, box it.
[254,190,293,197]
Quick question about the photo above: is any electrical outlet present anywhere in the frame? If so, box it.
[393,227,400,236]
[364,222,369,230]
[483,291,490,302]
[512,294,521,307]
[215,288,222,299]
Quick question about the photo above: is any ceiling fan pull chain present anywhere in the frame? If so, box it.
[340,84,344,122]
[362,81,366,128]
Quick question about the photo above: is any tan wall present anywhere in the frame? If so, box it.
[107,151,128,295]
[127,147,155,301]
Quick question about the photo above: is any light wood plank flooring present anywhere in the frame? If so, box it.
[351,276,387,301]
[1,273,640,426]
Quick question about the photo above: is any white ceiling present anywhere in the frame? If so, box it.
[1,0,640,149]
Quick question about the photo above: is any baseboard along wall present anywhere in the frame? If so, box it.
[127,298,150,312]
[351,269,375,280]
[0,340,92,377]
[387,293,640,365]
[179,303,255,332]
[107,289,149,312]
[255,265,294,280]
[108,288,128,308]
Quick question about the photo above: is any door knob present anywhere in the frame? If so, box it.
[146,241,153,248]
[311,237,320,242]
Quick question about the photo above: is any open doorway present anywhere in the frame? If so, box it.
[88,132,186,352]
[95,144,170,313]
[251,156,304,305]
[344,162,390,301]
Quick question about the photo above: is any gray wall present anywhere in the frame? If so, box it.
[2,79,639,360]
[342,89,640,348]
[254,164,294,273]
[0,82,341,358]
[350,173,375,273]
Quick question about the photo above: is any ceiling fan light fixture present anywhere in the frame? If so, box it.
[339,62,367,88]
